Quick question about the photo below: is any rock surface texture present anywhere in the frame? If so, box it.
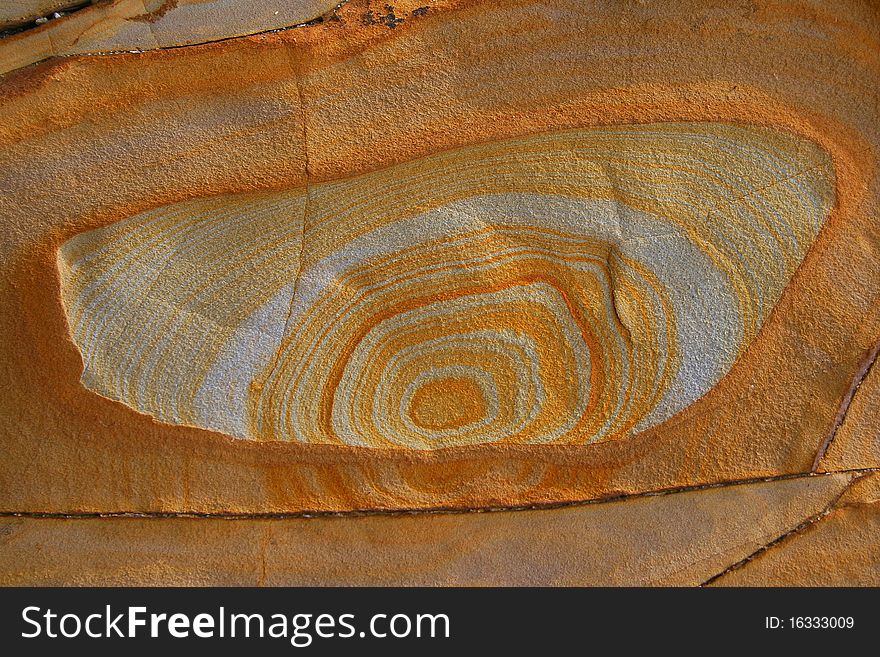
[0,0,878,585]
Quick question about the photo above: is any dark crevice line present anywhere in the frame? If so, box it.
[77,0,351,56]
[2,468,877,521]
[0,1,352,76]
[0,1,93,39]
[698,471,872,586]
[280,46,311,350]
[257,525,272,587]
[812,339,880,472]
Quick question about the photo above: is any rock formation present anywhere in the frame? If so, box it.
[0,0,877,585]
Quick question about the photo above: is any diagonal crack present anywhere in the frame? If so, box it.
[698,470,874,586]
[79,0,353,56]
[812,339,880,472]
[1,1,353,76]
[0,1,93,38]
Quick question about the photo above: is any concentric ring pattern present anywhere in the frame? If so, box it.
[57,122,835,449]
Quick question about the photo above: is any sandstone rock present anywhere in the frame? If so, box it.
[711,473,880,586]
[0,473,854,586]
[0,0,878,585]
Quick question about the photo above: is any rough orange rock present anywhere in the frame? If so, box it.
[0,473,854,586]
[2,0,878,514]
[819,350,880,471]
[0,0,878,585]
[712,473,880,586]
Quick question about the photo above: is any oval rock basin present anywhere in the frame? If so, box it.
[57,122,835,449]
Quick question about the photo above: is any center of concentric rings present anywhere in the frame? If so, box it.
[408,375,489,431]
